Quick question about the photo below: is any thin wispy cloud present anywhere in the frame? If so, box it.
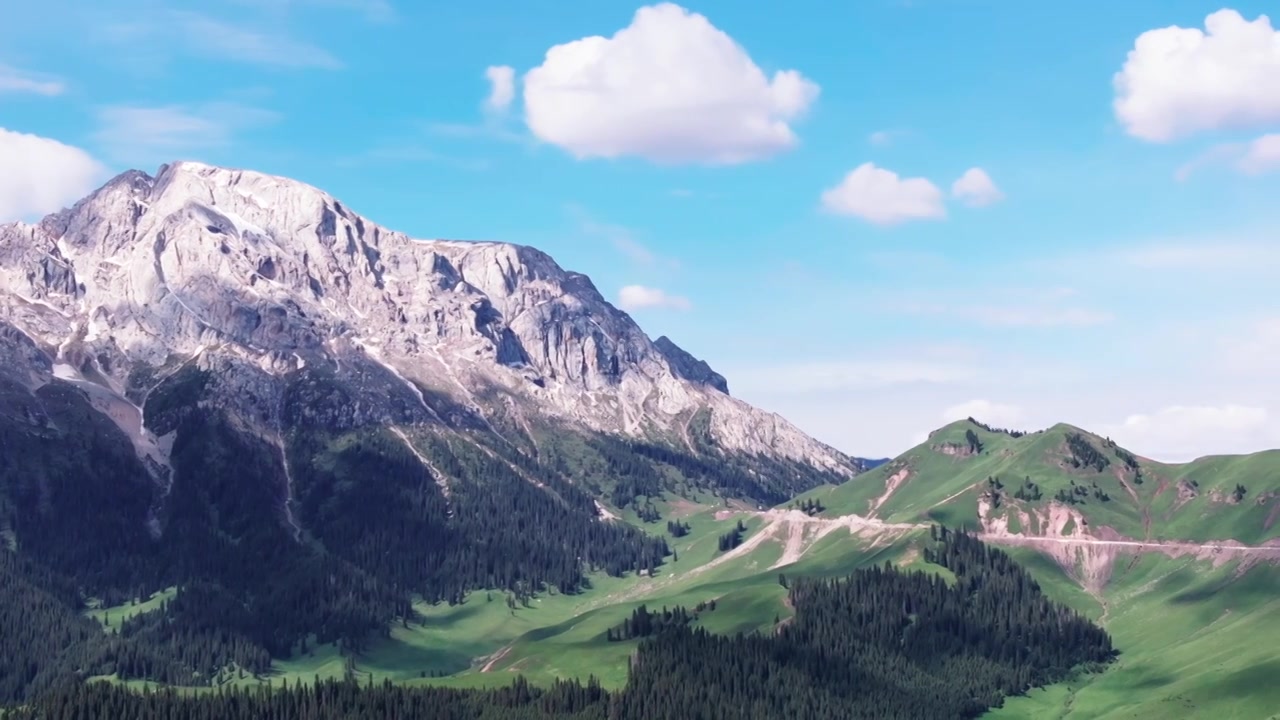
[93,102,280,164]
[1175,134,1280,180]
[868,129,909,146]
[730,359,978,395]
[335,144,491,172]
[617,285,691,311]
[424,121,527,145]
[174,11,342,68]
[229,0,396,23]
[568,205,680,270]
[1108,241,1280,272]
[895,301,1113,328]
[0,64,65,96]
[104,10,342,70]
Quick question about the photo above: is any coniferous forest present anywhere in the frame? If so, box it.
[3,529,1115,720]
[0,363,860,708]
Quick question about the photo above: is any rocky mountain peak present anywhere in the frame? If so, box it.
[0,160,858,475]
[653,336,729,395]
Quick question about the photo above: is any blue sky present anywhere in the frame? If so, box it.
[3,0,1279,460]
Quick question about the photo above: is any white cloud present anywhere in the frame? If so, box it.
[234,0,395,22]
[731,360,976,395]
[1109,241,1280,272]
[424,121,526,145]
[175,11,341,68]
[335,145,492,172]
[613,236,657,265]
[868,129,906,146]
[1100,404,1273,462]
[1237,133,1280,175]
[888,287,1112,328]
[1173,142,1245,181]
[950,167,1004,207]
[820,162,946,225]
[0,64,64,96]
[941,399,1025,428]
[1217,317,1280,375]
[484,65,516,113]
[1175,134,1280,179]
[1114,9,1280,141]
[969,306,1112,328]
[93,102,279,164]
[569,205,680,269]
[617,285,691,311]
[107,11,342,69]
[0,128,106,222]
[522,2,818,164]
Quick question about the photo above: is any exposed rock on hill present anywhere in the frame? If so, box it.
[0,161,855,477]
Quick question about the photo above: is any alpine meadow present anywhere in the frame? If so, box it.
[2,1,1279,719]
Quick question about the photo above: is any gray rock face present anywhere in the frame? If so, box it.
[0,161,857,476]
[653,336,730,395]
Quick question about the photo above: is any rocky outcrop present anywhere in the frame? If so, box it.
[0,161,858,476]
[653,336,729,394]
[932,443,976,458]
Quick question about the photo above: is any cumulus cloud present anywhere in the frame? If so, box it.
[617,285,691,311]
[941,399,1025,428]
[1237,133,1280,174]
[0,128,106,222]
[0,64,65,96]
[484,65,516,112]
[1114,9,1280,141]
[94,102,279,164]
[950,167,1004,207]
[1101,404,1273,462]
[820,162,946,225]
[522,2,818,164]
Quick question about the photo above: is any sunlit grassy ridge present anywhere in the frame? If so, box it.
[800,418,1280,545]
[82,419,1280,718]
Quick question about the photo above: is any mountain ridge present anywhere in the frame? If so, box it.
[0,160,861,475]
[803,416,1280,551]
[0,160,874,702]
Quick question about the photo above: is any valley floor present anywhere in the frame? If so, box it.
[80,498,1280,719]
[430,503,1280,719]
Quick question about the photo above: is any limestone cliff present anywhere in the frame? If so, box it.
[0,161,860,484]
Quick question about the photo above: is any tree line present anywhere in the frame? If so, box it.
[5,530,1114,718]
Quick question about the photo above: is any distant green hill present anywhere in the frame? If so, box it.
[797,418,1280,545]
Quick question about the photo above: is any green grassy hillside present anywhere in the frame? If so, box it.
[20,413,1280,718]
[799,418,1280,545]
[786,417,1280,718]
[986,553,1280,720]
